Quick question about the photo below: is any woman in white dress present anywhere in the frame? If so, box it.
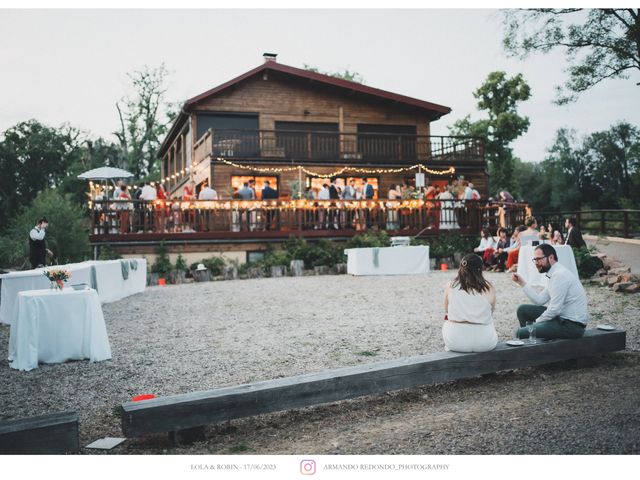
[436,187,459,229]
[442,254,498,352]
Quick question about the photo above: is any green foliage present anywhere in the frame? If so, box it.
[261,250,292,268]
[514,123,640,211]
[282,235,345,269]
[0,120,86,233]
[503,9,640,105]
[174,254,187,273]
[303,63,366,84]
[151,242,172,277]
[416,233,475,259]
[573,246,604,279]
[98,245,122,260]
[0,189,90,268]
[202,256,226,276]
[345,231,391,249]
[449,71,531,191]
[114,64,176,178]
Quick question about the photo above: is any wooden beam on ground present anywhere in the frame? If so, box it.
[0,412,79,454]
[121,329,625,438]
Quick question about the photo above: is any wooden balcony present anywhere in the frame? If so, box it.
[88,199,528,245]
[191,129,485,166]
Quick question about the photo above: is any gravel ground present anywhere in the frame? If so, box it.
[0,271,638,454]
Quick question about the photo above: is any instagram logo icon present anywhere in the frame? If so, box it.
[300,459,316,475]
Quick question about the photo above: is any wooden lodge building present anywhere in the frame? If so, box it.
[160,53,487,201]
[90,54,508,265]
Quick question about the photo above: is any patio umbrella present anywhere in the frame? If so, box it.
[77,166,134,181]
[78,166,135,199]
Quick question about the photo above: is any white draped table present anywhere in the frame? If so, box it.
[517,245,579,287]
[8,288,112,371]
[0,259,146,325]
[345,246,430,276]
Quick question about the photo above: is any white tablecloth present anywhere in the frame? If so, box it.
[345,246,430,276]
[0,259,146,325]
[517,245,579,287]
[8,288,112,371]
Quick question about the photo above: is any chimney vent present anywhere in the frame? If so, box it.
[263,52,278,63]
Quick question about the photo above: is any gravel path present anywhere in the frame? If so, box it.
[0,271,638,454]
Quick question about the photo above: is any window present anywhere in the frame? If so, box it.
[275,121,339,160]
[231,175,278,200]
[307,176,378,199]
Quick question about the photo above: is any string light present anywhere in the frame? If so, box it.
[213,157,454,176]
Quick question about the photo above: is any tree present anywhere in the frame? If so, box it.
[0,120,84,233]
[303,64,366,83]
[503,9,640,104]
[0,189,90,268]
[449,71,531,192]
[114,64,176,179]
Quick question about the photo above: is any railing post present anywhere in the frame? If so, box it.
[624,211,629,238]
[307,132,312,160]
[601,211,606,235]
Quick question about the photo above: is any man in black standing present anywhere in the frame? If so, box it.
[564,217,587,249]
[261,180,279,230]
[29,217,53,268]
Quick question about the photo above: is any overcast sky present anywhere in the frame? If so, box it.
[1,8,638,163]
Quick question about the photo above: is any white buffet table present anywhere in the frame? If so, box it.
[0,259,146,325]
[517,245,579,287]
[345,246,430,276]
[8,288,112,371]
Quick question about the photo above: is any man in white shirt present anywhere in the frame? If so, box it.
[511,243,588,340]
[198,181,218,200]
[139,182,157,201]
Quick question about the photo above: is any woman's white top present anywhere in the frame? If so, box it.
[443,284,497,353]
[475,236,496,252]
[447,284,493,325]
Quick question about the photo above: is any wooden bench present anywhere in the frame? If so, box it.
[0,412,79,454]
[121,329,625,440]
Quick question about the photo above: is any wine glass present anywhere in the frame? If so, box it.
[526,321,536,344]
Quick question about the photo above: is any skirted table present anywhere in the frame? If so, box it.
[345,246,430,276]
[517,245,579,287]
[8,288,112,371]
[0,259,146,325]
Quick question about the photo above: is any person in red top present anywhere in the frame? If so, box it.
[155,183,167,232]
[182,180,196,231]
[117,184,132,234]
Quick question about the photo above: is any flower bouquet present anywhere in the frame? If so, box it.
[43,269,72,290]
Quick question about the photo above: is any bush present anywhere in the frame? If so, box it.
[0,189,90,268]
[151,242,172,277]
[573,246,603,278]
[174,254,188,273]
[98,245,122,260]
[284,236,344,268]
[262,250,292,268]
[202,256,226,276]
[418,233,475,259]
[345,231,391,249]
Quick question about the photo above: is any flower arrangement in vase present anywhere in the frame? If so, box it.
[43,269,72,290]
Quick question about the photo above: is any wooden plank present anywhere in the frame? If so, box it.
[0,412,79,454]
[121,330,625,437]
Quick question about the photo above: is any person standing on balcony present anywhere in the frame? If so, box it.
[197,181,217,231]
[139,181,157,232]
[262,180,278,230]
[182,180,196,232]
[117,184,132,234]
[328,178,340,229]
[564,217,587,249]
[362,178,374,228]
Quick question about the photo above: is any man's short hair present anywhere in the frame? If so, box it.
[37,217,48,224]
[517,225,528,233]
[566,217,577,227]
[536,243,558,261]
[497,227,507,235]
[525,216,537,227]
[264,181,270,186]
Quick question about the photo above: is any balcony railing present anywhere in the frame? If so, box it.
[191,129,484,166]
[88,199,528,239]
